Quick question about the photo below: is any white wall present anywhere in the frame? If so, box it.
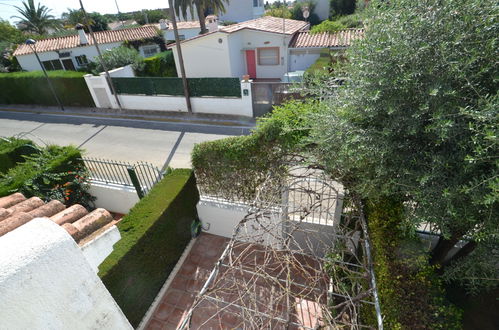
[163,28,200,41]
[85,72,254,116]
[289,48,322,72]
[172,32,232,78]
[89,182,140,214]
[16,42,123,72]
[0,218,132,330]
[108,64,135,78]
[81,225,121,272]
[176,0,264,23]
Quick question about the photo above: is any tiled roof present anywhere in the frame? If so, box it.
[0,192,116,245]
[289,28,364,48]
[220,16,308,35]
[148,21,201,30]
[13,26,159,56]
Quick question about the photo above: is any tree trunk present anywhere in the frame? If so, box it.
[442,240,477,268]
[196,2,208,34]
[430,233,462,266]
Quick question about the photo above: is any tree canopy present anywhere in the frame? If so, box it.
[11,0,59,35]
[311,0,498,292]
[61,9,109,32]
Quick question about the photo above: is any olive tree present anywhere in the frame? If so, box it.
[311,0,498,291]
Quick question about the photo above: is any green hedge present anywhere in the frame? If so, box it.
[0,137,38,174]
[364,197,462,329]
[0,71,95,107]
[98,169,199,327]
[113,77,241,97]
[0,145,82,197]
[136,51,177,77]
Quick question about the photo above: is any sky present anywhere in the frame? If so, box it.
[0,0,171,23]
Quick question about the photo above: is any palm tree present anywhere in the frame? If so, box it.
[12,0,58,35]
[173,0,229,34]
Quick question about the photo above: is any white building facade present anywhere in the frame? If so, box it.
[176,0,264,23]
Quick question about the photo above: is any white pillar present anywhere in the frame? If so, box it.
[240,79,254,117]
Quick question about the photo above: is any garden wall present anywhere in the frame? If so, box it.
[98,169,199,327]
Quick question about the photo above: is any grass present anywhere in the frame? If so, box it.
[98,169,199,327]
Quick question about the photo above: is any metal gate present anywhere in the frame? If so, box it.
[251,82,298,117]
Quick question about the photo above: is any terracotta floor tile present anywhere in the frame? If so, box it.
[145,318,163,330]
[154,302,175,321]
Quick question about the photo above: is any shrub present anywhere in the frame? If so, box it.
[135,51,177,77]
[330,0,356,17]
[364,197,462,329]
[95,46,144,73]
[0,137,38,174]
[0,71,94,107]
[98,169,199,327]
[310,20,347,34]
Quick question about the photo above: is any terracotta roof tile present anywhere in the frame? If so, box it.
[220,16,308,35]
[13,26,160,56]
[0,193,114,244]
[289,28,364,48]
[147,21,201,30]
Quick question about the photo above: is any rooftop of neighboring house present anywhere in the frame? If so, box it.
[169,16,309,47]
[146,21,201,30]
[13,25,159,56]
[0,192,117,245]
[289,28,365,48]
[108,20,138,30]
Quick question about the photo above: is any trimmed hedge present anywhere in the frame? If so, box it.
[0,137,37,174]
[0,70,95,107]
[0,145,82,197]
[364,197,462,329]
[112,77,241,98]
[136,51,177,77]
[98,169,199,327]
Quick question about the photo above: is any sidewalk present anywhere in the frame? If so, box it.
[0,104,257,128]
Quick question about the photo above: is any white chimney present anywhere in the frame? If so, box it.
[75,24,89,45]
[205,15,219,33]
[159,19,168,30]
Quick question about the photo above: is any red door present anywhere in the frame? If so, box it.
[245,50,256,79]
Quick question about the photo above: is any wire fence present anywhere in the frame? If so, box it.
[81,157,163,195]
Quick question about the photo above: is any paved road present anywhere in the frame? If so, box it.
[0,111,251,169]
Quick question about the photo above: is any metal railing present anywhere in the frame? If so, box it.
[81,157,163,196]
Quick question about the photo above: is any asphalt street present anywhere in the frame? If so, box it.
[0,110,252,169]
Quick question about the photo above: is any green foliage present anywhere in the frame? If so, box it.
[335,12,364,28]
[310,20,346,34]
[330,0,356,17]
[61,9,109,32]
[0,20,25,45]
[0,70,95,106]
[311,0,498,291]
[98,169,199,327]
[291,1,320,26]
[95,46,145,73]
[133,9,168,25]
[12,0,60,35]
[112,77,241,97]
[365,197,462,329]
[265,7,292,19]
[192,100,321,200]
[135,51,177,77]
[0,144,92,208]
[0,137,37,174]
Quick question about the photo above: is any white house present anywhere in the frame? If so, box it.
[13,25,162,72]
[147,20,202,41]
[176,0,265,23]
[170,16,309,80]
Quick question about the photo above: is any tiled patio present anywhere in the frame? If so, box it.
[144,233,327,330]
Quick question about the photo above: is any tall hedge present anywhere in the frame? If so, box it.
[0,137,37,174]
[98,169,199,327]
[136,51,177,77]
[0,71,94,107]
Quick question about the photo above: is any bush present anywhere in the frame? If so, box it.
[330,0,356,17]
[98,169,199,327]
[310,20,347,34]
[95,46,144,73]
[364,197,462,329]
[0,71,94,107]
[0,137,38,174]
[0,146,93,207]
[135,51,177,77]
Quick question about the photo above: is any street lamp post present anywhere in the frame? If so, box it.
[25,39,64,111]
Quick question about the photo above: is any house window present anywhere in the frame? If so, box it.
[41,59,63,71]
[253,0,262,7]
[257,47,279,65]
[75,55,89,66]
[142,45,159,57]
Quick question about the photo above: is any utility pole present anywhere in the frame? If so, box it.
[168,0,192,113]
[79,0,123,111]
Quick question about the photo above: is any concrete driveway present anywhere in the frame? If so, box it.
[0,111,251,169]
